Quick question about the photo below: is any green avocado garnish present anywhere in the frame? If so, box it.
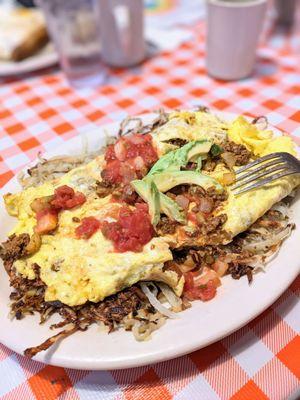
[132,180,186,225]
[196,156,202,172]
[131,180,160,226]
[148,170,223,193]
[131,139,223,226]
[159,193,186,224]
[187,141,212,162]
[148,139,212,175]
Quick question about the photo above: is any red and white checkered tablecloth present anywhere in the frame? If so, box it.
[0,18,299,400]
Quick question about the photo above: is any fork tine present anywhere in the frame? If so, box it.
[233,170,297,195]
[235,153,283,175]
[234,159,288,185]
[232,164,289,190]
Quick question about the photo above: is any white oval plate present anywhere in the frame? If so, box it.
[0,112,299,370]
[0,42,58,76]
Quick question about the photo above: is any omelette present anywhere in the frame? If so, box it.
[147,112,299,248]
[1,108,299,357]
[3,157,181,307]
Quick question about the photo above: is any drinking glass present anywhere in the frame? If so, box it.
[37,0,106,88]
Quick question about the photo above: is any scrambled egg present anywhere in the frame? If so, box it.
[228,116,297,157]
[222,116,299,239]
[5,155,182,307]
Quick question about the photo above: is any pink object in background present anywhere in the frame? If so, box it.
[206,0,267,81]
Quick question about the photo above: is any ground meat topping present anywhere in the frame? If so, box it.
[165,138,188,147]
[162,185,228,240]
[228,264,254,283]
[0,233,30,262]
[156,216,179,235]
[202,214,227,234]
[206,187,228,203]
[188,185,228,210]
[202,159,217,172]
[202,140,251,172]
[184,226,200,238]
[112,184,139,205]
[95,180,116,198]
[222,141,251,166]
[96,179,141,206]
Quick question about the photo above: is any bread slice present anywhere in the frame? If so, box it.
[0,8,48,62]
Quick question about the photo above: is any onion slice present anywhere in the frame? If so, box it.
[157,283,182,310]
[252,115,268,130]
[221,152,237,169]
[271,202,289,218]
[243,225,293,252]
[140,283,178,319]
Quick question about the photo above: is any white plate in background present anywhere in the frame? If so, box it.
[0,42,58,76]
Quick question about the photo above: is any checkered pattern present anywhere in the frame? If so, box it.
[0,17,299,400]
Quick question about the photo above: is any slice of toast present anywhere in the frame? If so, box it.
[0,8,49,62]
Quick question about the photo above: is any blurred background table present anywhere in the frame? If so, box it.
[0,1,299,399]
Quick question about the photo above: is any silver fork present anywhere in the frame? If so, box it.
[231,152,300,195]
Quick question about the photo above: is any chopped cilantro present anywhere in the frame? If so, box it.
[210,144,223,157]
[199,284,207,289]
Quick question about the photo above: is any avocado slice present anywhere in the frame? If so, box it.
[195,155,202,172]
[148,170,223,193]
[187,141,212,162]
[131,140,222,225]
[160,193,186,224]
[131,180,187,225]
[148,139,212,176]
[131,180,160,226]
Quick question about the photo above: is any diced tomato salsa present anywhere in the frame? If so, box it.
[75,217,101,239]
[33,185,86,234]
[101,204,154,252]
[35,208,58,234]
[183,271,218,302]
[51,185,86,210]
[102,134,158,185]
[187,212,198,225]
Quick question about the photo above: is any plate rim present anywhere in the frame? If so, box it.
[0,110,299,370]
[0,43,58,76]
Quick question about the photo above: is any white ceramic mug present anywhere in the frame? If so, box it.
[98,0,146,68]
[206,0,267,81]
